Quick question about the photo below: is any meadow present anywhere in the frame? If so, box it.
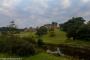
[0,52,76,60]
[19,29,90,48]
[0,29,90,60]
[24,53,72,60]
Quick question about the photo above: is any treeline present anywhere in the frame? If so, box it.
[0,27,24,33]
[0,26,45,56]
[60,17,90,40]
[0,21,24,34]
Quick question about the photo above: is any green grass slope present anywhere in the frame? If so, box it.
[18,29,90,48]
[0,53,73,60]
[42,29,67,44]
[42,29,90,48]
[24,53,71,60]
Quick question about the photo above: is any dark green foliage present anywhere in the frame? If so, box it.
[76,22,90,40]
[61,17,85,32]
[37,39,44,47]
[0,20,37,56]
[61,17,90,40]
[0,21,21,34]
[0,35,36,56]
[61,17,85,40]
[0,27,21,34]
[36,26,48,37]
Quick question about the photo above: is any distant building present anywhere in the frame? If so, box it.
[52,22,58,29]
[24,27,36,32]
[44,24,52,29]
[44,22,59,30]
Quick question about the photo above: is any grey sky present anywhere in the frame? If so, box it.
[0,0,90,28]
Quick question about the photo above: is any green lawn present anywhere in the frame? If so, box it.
[24,53,71,60]
[42,29,67,44]
[0,53,74,60]
[19,29,67,44]
[42,29,90,48]
[18,29,90,48]
[0,29,89,60]
[18,31,36,37]
[0,53,20,58]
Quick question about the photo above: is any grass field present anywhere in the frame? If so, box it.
[19,31,35,37]
[24,53,72,60]
[0,29,89,60]
[0,53,74,60]
[19,29,90,48]
[42,29,67,44]
[42,29,90,48]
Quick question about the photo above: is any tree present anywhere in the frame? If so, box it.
[36,26,48,37]
[61,17,85,40]
[76,21,90,40]
[9,21,16,28]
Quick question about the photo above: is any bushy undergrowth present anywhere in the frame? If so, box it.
[37,38,44,47]
[0,35,37,56]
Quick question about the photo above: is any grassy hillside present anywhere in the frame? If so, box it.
[19,31,35,37]
[42,29,67,44]
[0,53,74,60]
[0,29,90,60]
[24,53,71,60]
[19,29,90,48]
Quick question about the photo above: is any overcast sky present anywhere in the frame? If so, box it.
[0,0,90,28]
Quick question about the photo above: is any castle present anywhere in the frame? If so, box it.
[44,22,59,30]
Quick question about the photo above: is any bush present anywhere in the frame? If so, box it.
[37,39,44,47]
[12,42,36,56]
[0,35,36,56]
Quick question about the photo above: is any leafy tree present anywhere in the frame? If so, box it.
[61,17,85,40]
[76,21,90,40]
[9,21,16,28]
[0,21,20,35]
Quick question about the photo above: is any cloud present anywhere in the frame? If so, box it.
[61,0,71,9]
[0,0,90,28]
[2,0,21,8]
[0,0,22,18]
[81,0,90,3]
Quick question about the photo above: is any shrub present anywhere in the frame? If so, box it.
[0,35,36,56]
[37,39,44,47]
